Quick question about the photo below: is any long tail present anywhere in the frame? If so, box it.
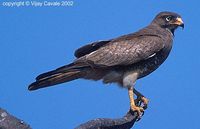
[28,62,88,91]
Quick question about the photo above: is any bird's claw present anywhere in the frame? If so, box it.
[135,96,149,110]
[130,105,144,121]
[141,97,149,109]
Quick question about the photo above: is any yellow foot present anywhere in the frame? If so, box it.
[134,96,149,109]
[130,105,144,116]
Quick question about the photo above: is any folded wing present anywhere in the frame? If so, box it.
[84,34,164,67]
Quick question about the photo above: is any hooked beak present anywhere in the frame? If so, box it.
[174,17,184,29]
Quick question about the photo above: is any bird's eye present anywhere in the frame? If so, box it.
[166,16,172,22]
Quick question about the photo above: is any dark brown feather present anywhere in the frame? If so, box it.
[28,70,83,91]
[84,32,164,67]
[74,40,110,58]
[29,62,89,90]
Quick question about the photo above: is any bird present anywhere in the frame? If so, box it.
[28,11,184,116]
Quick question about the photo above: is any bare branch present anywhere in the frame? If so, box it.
[75,109,140,129]
[0,108,31,129]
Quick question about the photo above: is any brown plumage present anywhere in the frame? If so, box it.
[28,11,184,115]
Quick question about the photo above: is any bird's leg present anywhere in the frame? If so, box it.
[133,89,149,109]
[128,87,144,116]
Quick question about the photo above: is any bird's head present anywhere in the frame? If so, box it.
[152,11,184,34]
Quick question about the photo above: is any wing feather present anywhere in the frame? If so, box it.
[74,40,110,58]
[85,35,164,67]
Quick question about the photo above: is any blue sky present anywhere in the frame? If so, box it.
[0,0,200,129]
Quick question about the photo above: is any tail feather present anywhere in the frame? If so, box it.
[28,62,88,91]
[36,62,89,81]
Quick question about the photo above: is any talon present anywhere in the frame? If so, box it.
[131,105,144,116]
[141,97,149,105]
[141,97,149,109]
[133,89,149,109]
